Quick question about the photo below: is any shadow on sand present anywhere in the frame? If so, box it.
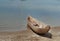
[37,32,52,38]
[33,30,52,39]
[31,28,52,38]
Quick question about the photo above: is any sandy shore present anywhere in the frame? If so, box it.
[0,27,60,41]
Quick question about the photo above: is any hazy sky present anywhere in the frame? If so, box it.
[0,0,60,31]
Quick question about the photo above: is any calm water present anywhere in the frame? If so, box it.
[0,0,60,31]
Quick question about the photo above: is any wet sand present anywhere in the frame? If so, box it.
[0,27,60,41]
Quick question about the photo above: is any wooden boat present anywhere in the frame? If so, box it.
[27,16,50,34]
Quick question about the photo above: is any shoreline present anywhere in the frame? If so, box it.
[0,27,60,41]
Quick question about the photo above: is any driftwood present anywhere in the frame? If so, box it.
[27,16,50,34]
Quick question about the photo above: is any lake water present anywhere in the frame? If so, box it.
[0,0,60,31]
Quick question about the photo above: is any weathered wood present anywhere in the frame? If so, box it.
[27,16,50,34]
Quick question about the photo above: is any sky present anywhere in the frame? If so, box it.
[0,0,60,31]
